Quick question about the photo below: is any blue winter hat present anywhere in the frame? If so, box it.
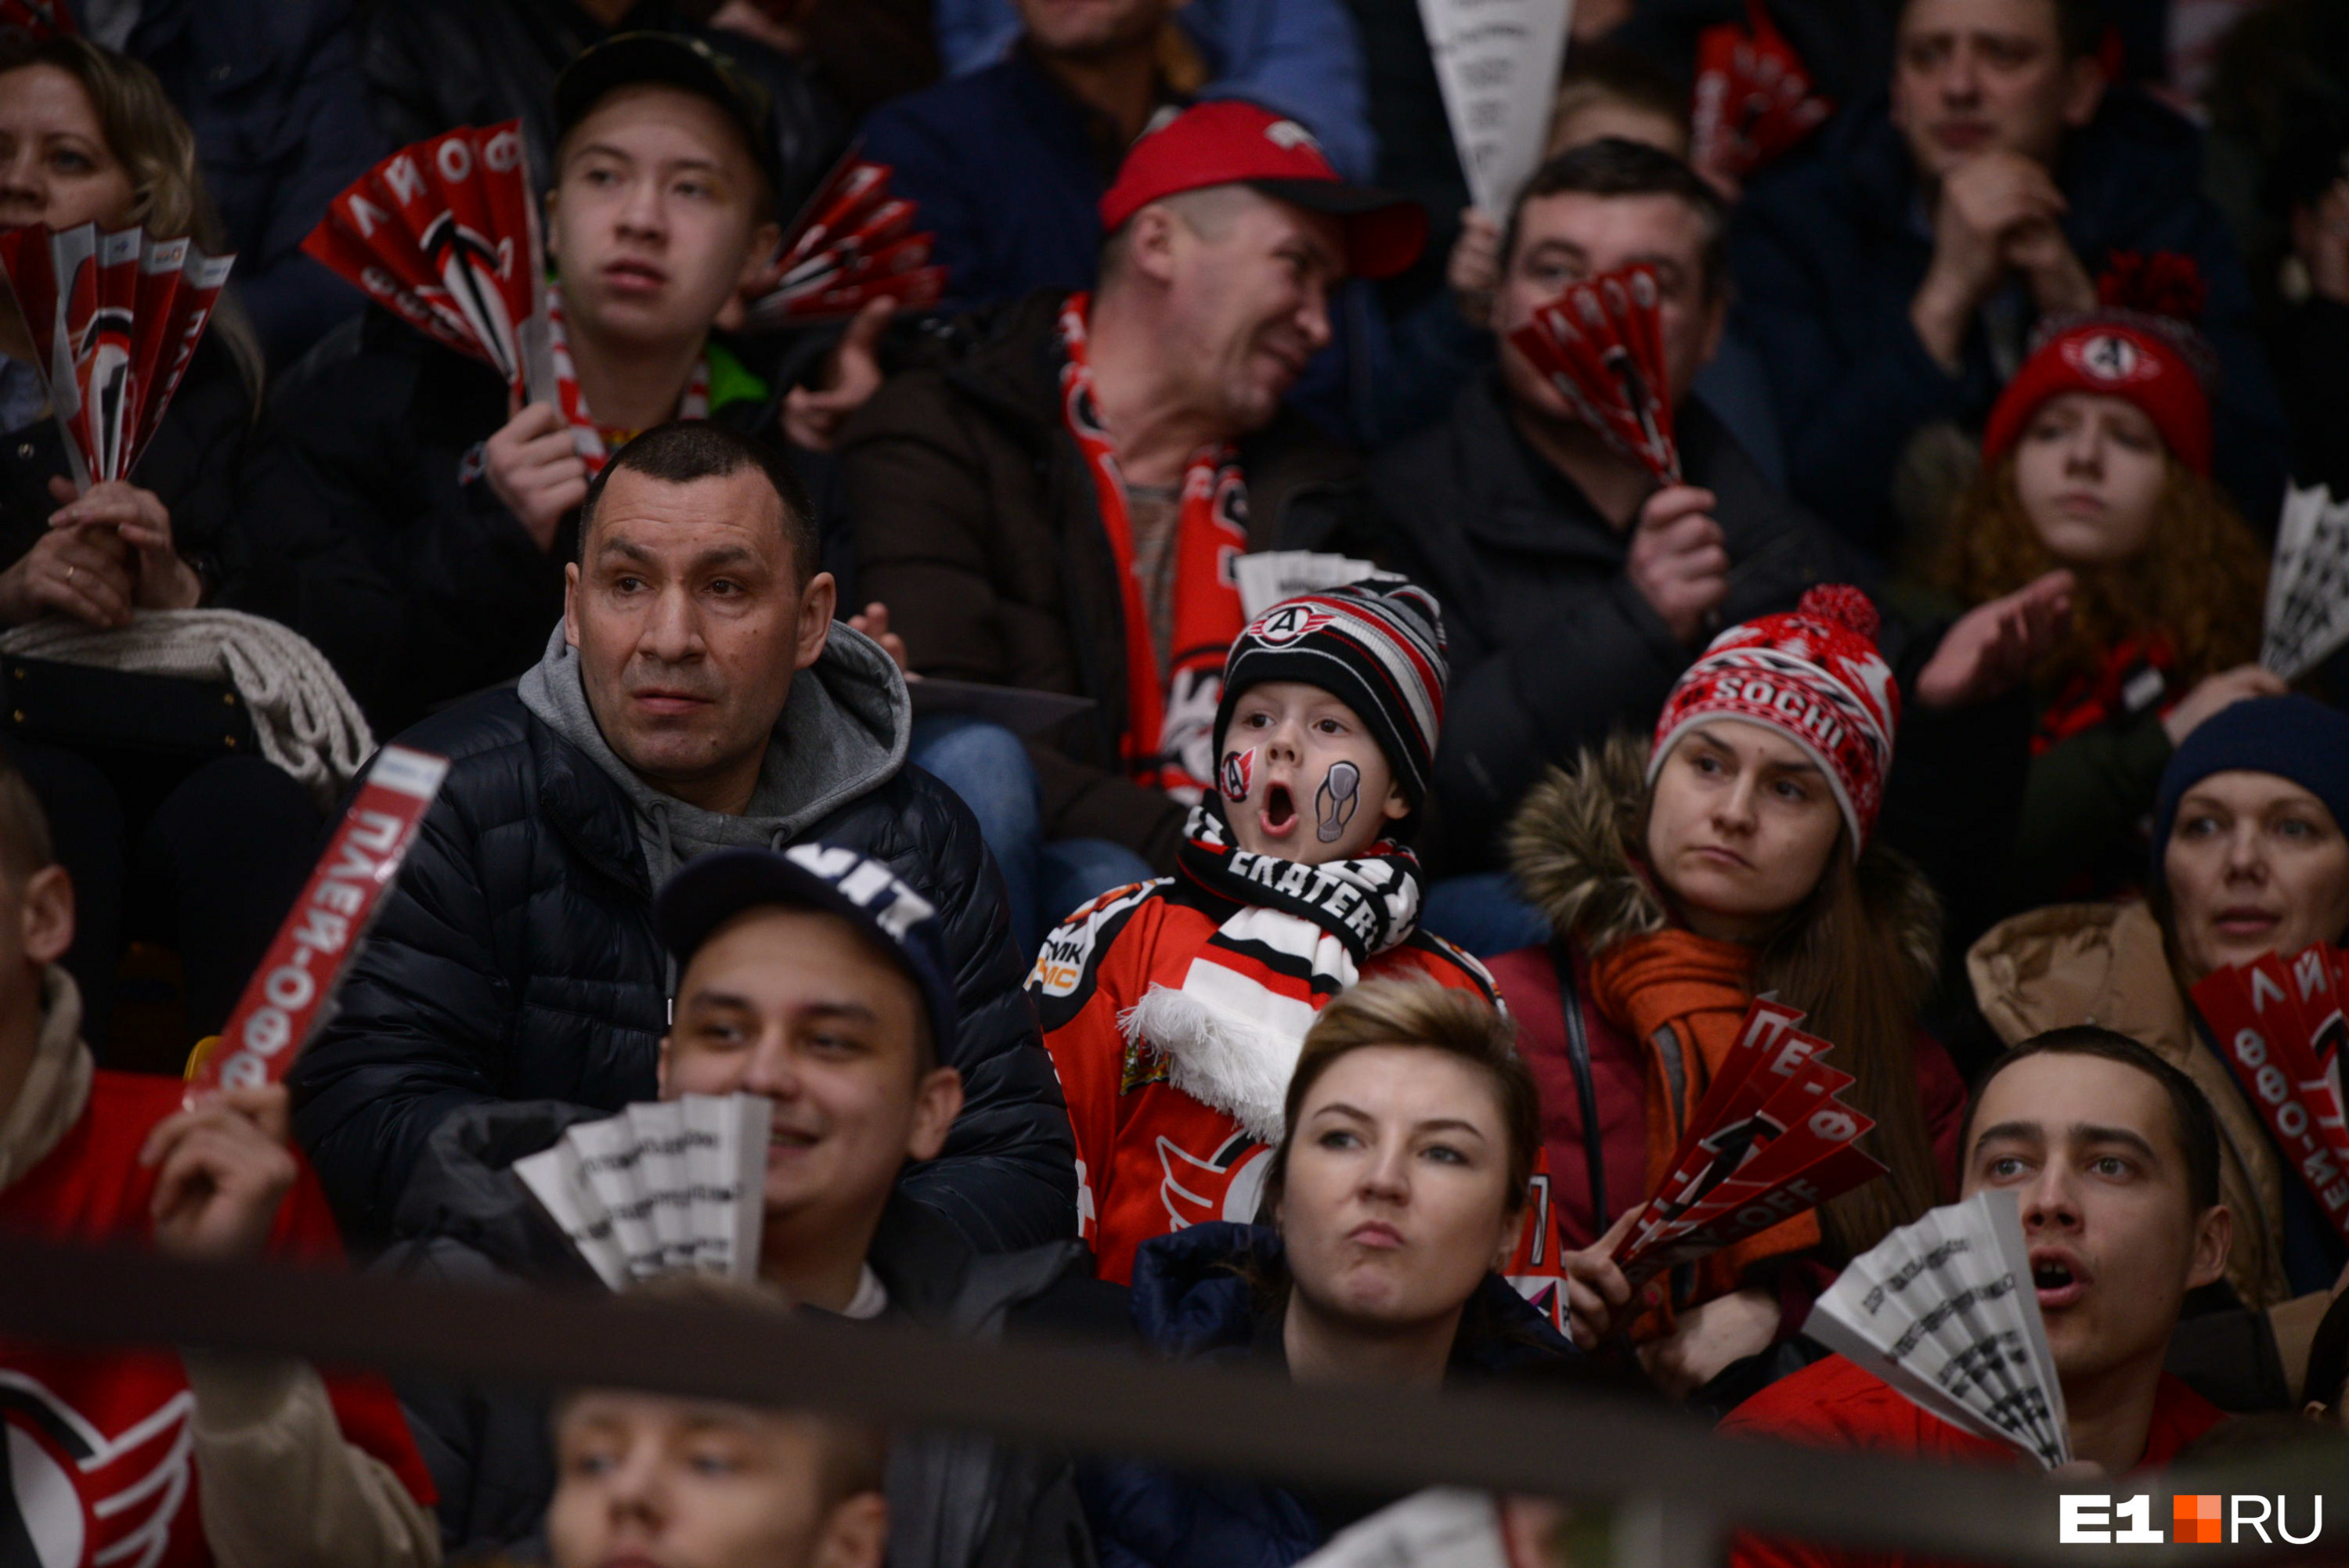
[2149,696,2349,888]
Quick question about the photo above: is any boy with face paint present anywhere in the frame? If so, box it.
[1030,579,1565,1314]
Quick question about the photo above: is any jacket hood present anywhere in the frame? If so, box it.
[518,618,911,888]
[1127,1223,1575,1376]
[1506,733,1939,980]
[390,1098,608,1285]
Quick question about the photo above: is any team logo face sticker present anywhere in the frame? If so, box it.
[1218,747,1257,803]
[1315,760,1361,843]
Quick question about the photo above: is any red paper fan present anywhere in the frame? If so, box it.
[1611,998,1888,1285]
[1690,1,1831,186]
[1508,263,1681,483]
[2192,947,2349,1245]
[0,222,234,488]
[0,0,74,43]
[301,121,554,405]
[748,151,947,326]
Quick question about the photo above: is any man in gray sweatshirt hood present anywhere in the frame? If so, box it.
[290,423,1077,1255]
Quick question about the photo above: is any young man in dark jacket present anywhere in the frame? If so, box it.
[837,101,1421,943]
[1730,0,2288,555]
[1362,139,2066,919]
[258,33,872,732]
[378,842,1106,1567]
[289,421,1077,1258]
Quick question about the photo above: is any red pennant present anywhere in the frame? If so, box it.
[1507,263,1681,483]
[2192,949,2349,1245]
[0,222,234,488]
[1690,0,1832,185]
[748,150,947,326]
[301,121,554,406]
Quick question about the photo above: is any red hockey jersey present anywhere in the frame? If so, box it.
[0,1070,435,1568]
[1033,876,1569,1328]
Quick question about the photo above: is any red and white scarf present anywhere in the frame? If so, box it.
[1127,805,1427,1139]
[547,287,711,476]
[1058,293,1248,802]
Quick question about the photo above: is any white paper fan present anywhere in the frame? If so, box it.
[1803,1189,2069,1469]
[514,1094,773,1289]
[2262,481,2349,683]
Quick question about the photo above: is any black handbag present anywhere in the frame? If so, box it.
[1,654,256,759]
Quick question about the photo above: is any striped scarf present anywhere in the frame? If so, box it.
[546,287,710,475]
[1122,806,1423,1140]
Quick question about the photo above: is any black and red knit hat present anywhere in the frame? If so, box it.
[1212,575,1449,807]
[1650,585,1899,847]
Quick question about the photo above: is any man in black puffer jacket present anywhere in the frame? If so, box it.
[288,420,1077,1253]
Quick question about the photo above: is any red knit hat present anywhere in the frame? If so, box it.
[1980,253,2217,477]
[1649,585,1900,847]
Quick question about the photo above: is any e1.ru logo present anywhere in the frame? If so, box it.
[2061,1494,2322,1545]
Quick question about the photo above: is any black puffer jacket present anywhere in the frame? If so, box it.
[380,1098,1108,1568]
[287,684,1077,1253]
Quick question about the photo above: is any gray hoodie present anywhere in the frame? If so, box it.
[516,620,911,889]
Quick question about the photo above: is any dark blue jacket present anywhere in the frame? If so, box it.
[857,52,1121,315]
[103,0,390,367]
[1730,87,2289,556]
[1078,1224,1577,1568]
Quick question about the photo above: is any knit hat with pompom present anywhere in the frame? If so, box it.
[1648,584,1900,847]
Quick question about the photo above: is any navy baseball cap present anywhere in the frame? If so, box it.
[554,32,784,207]
[655,845,957,1060]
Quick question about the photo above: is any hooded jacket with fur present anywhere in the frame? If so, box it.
[1490,738,1965,1293]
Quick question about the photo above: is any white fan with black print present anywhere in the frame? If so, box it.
[514,1094,773,1289]
[1804,1188,2071,1470]
[2263,481,2349,683]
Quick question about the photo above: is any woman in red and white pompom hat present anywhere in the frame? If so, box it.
[1488,583,1964,1400]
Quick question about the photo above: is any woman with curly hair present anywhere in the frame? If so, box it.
[1937,258,2282,907]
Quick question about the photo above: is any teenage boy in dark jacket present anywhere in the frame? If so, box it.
[378,842,1106,1567]
[259,33,875,732]
[1361,140,2067,910]
[289,421,1076,1256]
[1730,0,2287,555]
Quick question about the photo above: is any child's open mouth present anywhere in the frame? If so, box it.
[1262,783,1297,835]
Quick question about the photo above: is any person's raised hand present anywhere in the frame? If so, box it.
[783,297,895,453]
[845,600,916,678]
[1448,207,1503,329]
[1563,1207,1643,1350]
[1635,1283,1781,1401]
[47,475,200,610]
[141,1085,297,1263]
[1914,153,2069,367]
[1914,568,2074,709]
[485,401,592,553]
[0,510,137,628]
[1627,485,1730,647]
[2163,664,2287,748]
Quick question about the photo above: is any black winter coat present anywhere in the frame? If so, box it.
[379,1098,1107,1568]
[1730,87,2290,553]
[1361,376,1871,871]
[287,687,1078,1252]
[0,337,400,682]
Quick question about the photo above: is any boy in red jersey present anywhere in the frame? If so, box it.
[1034,579,1563,1317]
[0,756,438,1566]
[1720,1027,2235,1568]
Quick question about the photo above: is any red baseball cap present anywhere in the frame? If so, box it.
[1099,100,1427,280]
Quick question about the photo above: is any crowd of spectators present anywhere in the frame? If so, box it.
[3,0,2349,1563]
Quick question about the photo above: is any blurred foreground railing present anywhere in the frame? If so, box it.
[0,1238,2340,1567]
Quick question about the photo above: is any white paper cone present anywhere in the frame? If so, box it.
[1415,0,1575,216]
